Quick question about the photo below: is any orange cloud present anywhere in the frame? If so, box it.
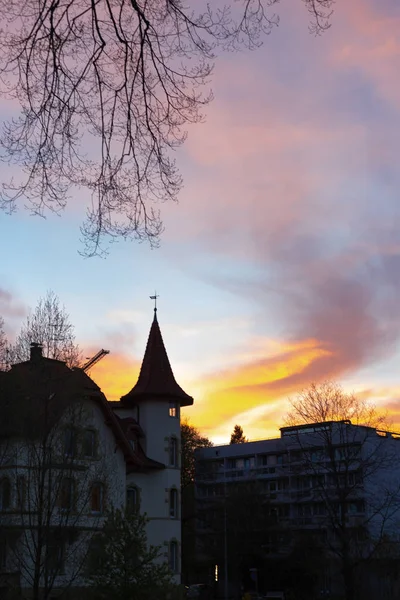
[182,337,333,441]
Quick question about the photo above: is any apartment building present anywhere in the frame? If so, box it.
[195,421,400,599]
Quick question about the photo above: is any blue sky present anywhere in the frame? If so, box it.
[1,0,400,443]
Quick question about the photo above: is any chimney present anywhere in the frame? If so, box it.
[30,342,43,361]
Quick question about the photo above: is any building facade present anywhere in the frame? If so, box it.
[0,308,193,597]
[195,421,400,599]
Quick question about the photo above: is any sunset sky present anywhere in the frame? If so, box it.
[1,0,400,444]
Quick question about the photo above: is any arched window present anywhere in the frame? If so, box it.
[169,540,178,573]
[169,488,178,518]
[169,437,178,467]
[0,478,10,511]
[126,486,139,512]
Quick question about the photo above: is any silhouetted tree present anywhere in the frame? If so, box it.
[0,0,333,255]
[230,424,248,444]
[9,291,81,367]
[286,380,387,429]
[181,420,212,584]
[181,420,213,490]
[285,381,400,600]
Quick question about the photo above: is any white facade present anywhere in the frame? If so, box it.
[0,312,194,595]
[113,400,182,579]
[0,396,128,596]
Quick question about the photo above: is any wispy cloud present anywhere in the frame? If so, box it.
[0,287,27,323]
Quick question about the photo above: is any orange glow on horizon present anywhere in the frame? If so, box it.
[88,341,400,444]
[89,351,140,400]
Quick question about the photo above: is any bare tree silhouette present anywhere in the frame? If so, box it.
[9,291,81,368]
[0,0,333,255]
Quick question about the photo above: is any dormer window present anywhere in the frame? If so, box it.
[169,401,178,418]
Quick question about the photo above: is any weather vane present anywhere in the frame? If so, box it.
[149,292,159,311]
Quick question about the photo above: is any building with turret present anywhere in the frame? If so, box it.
[110,307,194,580]
[0,308,193,597]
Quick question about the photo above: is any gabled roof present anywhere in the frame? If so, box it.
[117,416,165,471]
[0,354,144,470]
[120,310,193,407]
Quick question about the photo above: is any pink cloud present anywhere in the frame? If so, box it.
[0,288,26,320]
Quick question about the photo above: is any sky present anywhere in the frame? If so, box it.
[1,0,400,444]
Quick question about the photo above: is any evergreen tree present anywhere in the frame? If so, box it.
[181,420,213,490]
[86,509,177,600]
[230,424,248,444]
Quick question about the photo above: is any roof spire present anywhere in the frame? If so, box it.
[120,310,193,407]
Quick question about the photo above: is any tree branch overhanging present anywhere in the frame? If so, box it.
[0,0,334,256]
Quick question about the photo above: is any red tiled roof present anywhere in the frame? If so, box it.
[121,310,193,407]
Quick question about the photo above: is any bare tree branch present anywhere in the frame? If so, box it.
[8,290,81,367]
[285,381,400,600]
[0,0,334,255]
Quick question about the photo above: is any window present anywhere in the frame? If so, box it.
[169,437,178,467]
[170,488,178,518]
[59,478,75,511]
[64,427,75,458]
[169,540,178,573]
[258,455,268,467]
[278,479,288,491]
[0,478,11,511]
[46,532,64,575]
[243,457,255,470]
[0,538,6,570]
[126,487,138,512]
[169,401,178,418]
[83,430,96,458]
[91,483,104,514]
[129,439,136,451]
[17,476,26,510]
[313,503,326,516]
[348,501,365,514]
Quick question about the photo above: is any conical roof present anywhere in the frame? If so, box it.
[120,310,193,406]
